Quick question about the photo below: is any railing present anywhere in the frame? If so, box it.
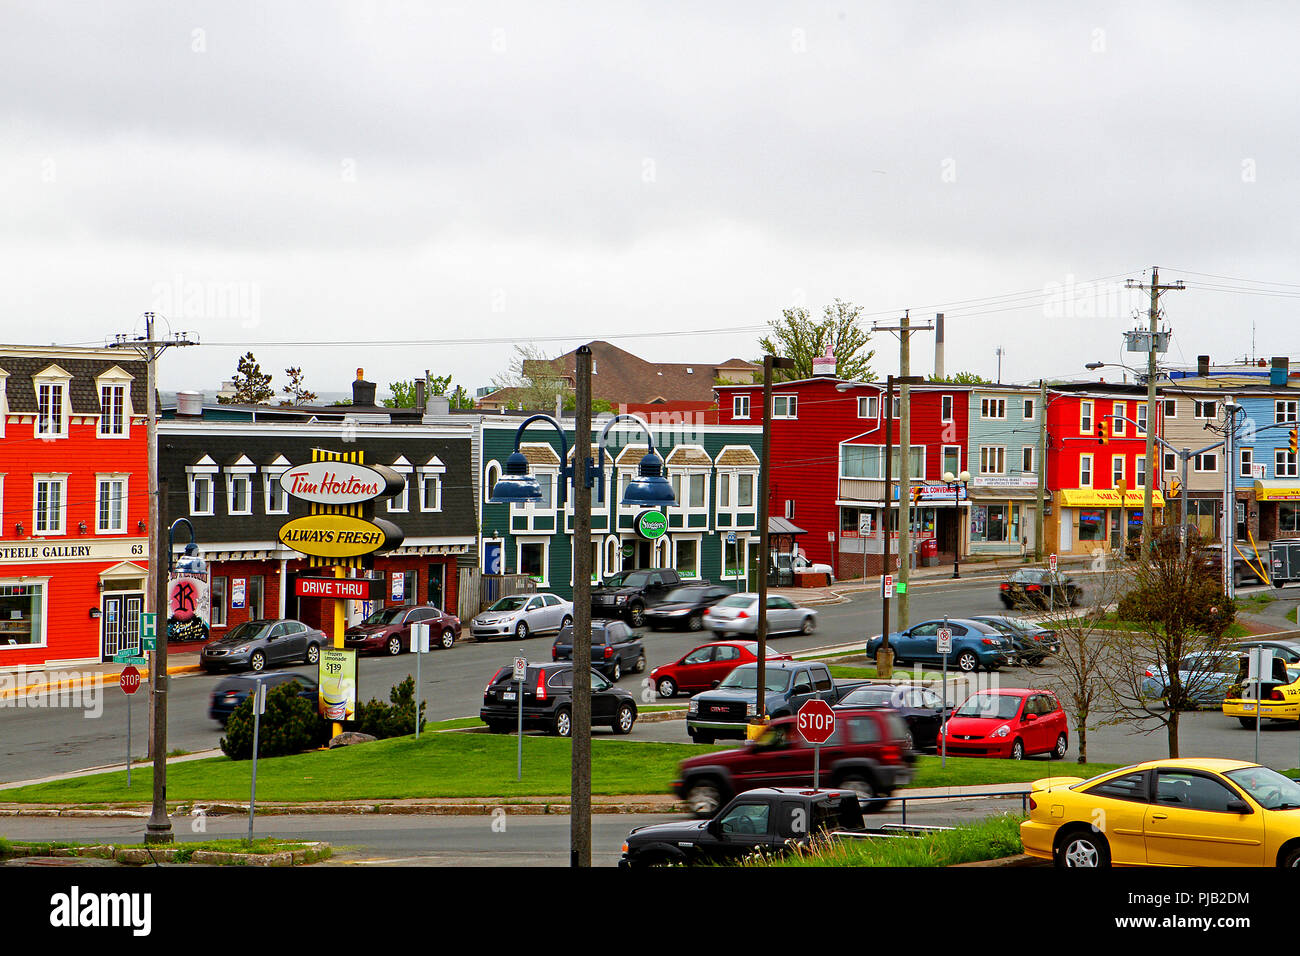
[857,787,1032,827]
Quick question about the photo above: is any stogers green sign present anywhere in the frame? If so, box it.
[635,510,668,540]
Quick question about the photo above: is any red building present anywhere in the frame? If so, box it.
[715,376,972,576]
[0,347,151,667]
[1043,384,1165,555]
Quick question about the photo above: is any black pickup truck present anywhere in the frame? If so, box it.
[591,568,687,627]
[686,660,864,743]
[619,787,866,867]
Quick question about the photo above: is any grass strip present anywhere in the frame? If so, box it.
[745,813,1025,867]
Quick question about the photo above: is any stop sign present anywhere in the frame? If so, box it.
[797,698,836,744]
[119,665,141,695]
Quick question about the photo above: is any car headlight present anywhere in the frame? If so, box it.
[688,700,698,714]
[992,725,1010,738]
[746,702,756,716]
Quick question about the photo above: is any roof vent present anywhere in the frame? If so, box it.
[176,391,203,416]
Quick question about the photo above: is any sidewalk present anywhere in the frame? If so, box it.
[0,642,206,702]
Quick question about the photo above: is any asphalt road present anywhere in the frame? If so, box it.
[4,569,1299,784]
[0,796,1031,866]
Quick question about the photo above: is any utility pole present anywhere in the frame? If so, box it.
[872,312,932,632]
[757,354,795,721]
[1125,267,1184,552]
[1035,379,1047,562]
[571,345,592,867]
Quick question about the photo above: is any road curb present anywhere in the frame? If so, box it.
[0,662,203,702]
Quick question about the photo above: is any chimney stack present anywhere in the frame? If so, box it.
[352,367,376,406]
[1272,356,1289,386]
[415,377,426,413]
[934,313,945,380]
[1197,355,1210,378]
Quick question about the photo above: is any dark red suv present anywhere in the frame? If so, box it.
[673,708,915,817]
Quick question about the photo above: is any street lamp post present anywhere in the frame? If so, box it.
[941,471,971,577]
[489,394,674,867]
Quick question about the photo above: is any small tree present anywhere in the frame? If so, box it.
[217,352,275,405]
[280,366,317,406]
[384,373,476,409]
[489,343,570,411]
[758,300,876,382]
[930,371,993,385]
[219,681,330,759]
[1104,528,1237,758]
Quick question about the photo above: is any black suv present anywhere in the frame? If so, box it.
[551,620,646,681]
[480,662,638,737]
[591,569,686,627]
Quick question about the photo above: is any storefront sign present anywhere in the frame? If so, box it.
[295,576,376,600]
[971,474,1039,489]
[277,514,405,559]
[893,484,969,501]
[0,539,149,564]
[167,571,210,643]
[1253,481,1300,502]
[279,460,404,505]
[635,510,668,540]
[318,648,357,721]
[1058,489,1166,508]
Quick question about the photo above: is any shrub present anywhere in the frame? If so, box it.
[353,675,427,740]
[220,680,331,760]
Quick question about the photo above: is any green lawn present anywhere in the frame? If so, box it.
[1056,613,1251,639]
[829,665,879,679]
[749,813,1025,867]
[1288,607,1297,625]
[909,754,1120,787]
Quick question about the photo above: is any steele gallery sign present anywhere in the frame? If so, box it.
[0,539,149,564]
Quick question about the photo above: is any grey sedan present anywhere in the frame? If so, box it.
[471,592,574,641]
[200,619,328,673]
[702,592,817,638]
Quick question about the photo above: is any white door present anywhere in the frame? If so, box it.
[1059,508,1072,551]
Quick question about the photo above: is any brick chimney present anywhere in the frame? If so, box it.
[352,368,376,406]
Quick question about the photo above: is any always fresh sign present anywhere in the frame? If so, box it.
[279,461,404,505]
[277,514,404,559]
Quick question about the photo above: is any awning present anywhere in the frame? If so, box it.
[1058,489,1165,508]
[1254,481,1300,502]
[767,517,806,536]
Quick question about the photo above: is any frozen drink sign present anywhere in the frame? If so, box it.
[319,648,357,721]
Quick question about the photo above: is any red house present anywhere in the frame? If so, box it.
[0,347,151,668]
[715,376,972,576]
[1043,384,1165,556]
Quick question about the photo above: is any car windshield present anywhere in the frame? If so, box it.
[718,595,754,609]
[487,596,528,612]
[604,571,650,587]
[955,693,1022,719]
[841,688,894,707]
[225,621,268,642]
[1225,766,1300,810]
[718,667,791,692]
[361,606,407,626]
[664,587,704,602]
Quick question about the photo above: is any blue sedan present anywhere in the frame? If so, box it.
[866,618,1014,673]
[1140,650,1242,708]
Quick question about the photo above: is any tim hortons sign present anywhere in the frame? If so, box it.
[280,461,404,505]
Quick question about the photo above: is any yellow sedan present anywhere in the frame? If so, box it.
[1021,758,1300,867]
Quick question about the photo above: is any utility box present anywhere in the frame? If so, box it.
[1270,541,1300,587]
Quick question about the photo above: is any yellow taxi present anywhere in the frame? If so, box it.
[1223,640,1300,727]
[1020,758,1300,867]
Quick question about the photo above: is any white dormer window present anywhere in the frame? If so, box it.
[96,366,135,438]
[418,455,446,512]
[388,456,413,512]
[263,455,290,515]
[34,365,72,439]
[187,455,218,516]
[226,456,256,516]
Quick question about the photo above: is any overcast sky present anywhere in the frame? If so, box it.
[4,2,1298,398]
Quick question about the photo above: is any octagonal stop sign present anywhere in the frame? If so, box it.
[119,665,141,695]
[797,698,836,744]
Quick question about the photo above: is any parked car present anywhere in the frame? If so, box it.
[344,603,461,656]
[620,787,866,868]
[834,683,952,751]
[1222,641,1300,726]
[938,688,1069,760]
[551,620,646,681]
[686,660,855,742]
[865,618,1013,672]
[1205,543,1267,588]
[1140,649,1241,708]
[470,593,573,641]
[200,619,328,673]
[1021,758,1300,867]
[969,614,1061,665]
[209,672,318,725]
[479,662,637,737]
[591,568,687,627]
[998,569,1082,609]
[674,708,914,816]
[703,592,817,638]
[644,584,734,631]
[650,641,793,699]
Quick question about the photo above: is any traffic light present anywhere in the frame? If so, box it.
[1290,427,1297,456]
[1096,418,1111,445]
[912,486,922,506]
[1168,477,1182,498]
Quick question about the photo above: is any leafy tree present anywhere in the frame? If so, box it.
[489,343,571,411]
[563,395,615,415]
[758,300,876,382]
[353,675,427,738]
[217,352,275,405]
[384,373,475,409]
[279,366,318,405]
[931,371,993,385]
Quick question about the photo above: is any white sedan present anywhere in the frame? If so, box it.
[470,593,574,641]
[703,592,817,638]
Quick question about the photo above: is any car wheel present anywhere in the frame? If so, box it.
[1056,829,1111,868]
[840,775,885,813]
[515,621,529,641]
[387,635,403,656]
[249,651,266,672]
[656,677,677,699]
[685,780,723,817]
[634,654,646,674]
[1010,738,1025,760]
[629,603,645,628]
[902,727,915,751]
[440,628,455,650]
[561,615,573,629]
[304,643,320,666]
[554,707,572,738]
[688,612,703,631]
[957,651,978,673]
[1281,845,1300,868]
[613,703,636,735]
[800,616,815,635]
[611,661,622,682]
[1051,733,1068,759]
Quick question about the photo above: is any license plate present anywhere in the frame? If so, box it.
[1263,707,1275,714]
[503,692,516,702]
[1242,704,1256,712]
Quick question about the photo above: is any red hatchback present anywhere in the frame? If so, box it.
[938,688,1069,760]
[651,641,793,699]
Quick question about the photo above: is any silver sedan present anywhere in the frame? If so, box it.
[702,592,817,638]
[471,592,574,641]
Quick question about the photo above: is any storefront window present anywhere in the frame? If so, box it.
[675,539,699,578]
[0,583,43,646]
[723,539,744,577]
[1079,510,1105,542]
[520,543,546,581]
[1281,505,1300,534]
[210,576,227,627]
